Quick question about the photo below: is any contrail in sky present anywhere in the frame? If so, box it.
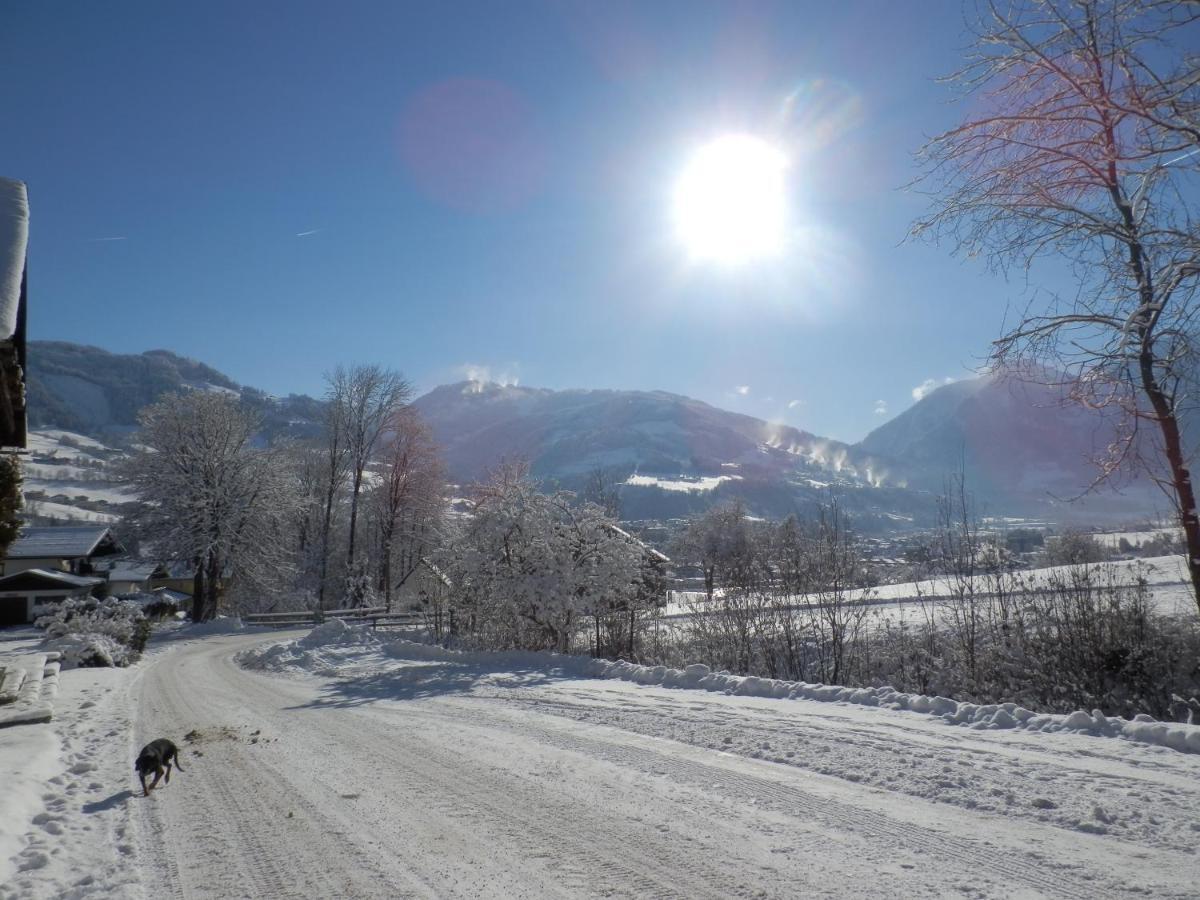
[296,229,321,237]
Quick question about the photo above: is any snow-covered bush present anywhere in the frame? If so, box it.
[50,632,139,668]
[441,466,642,652]
[654,561,1200,721]
[34,596,151,668]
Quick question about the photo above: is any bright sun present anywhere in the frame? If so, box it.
[672,134,789,266]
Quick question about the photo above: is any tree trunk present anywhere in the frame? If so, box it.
[206,551,222,621]
[345,468,365,605]
[317,482,336,610]
[192,561,207,622]
[381,539,393,611]
[1139,354,1200,615]
[347,468,363,569]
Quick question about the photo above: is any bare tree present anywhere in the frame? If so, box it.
[803,500,870,685]
[912,0,1200,611]
[328,364,412,603]
[672,500,752,603]
[581,467,622,519]
[122,392,294,622]
[371,406,444,609]
[278,438,333,606]
[315,375,351,609]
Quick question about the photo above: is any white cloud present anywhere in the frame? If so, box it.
[296,228,322,237]
[787,399,804,409]
[912,376,957,402]
[735,385,750,396]
[874,400,888,416]
[459,363,519,388]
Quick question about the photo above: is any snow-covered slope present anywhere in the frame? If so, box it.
[413,380,920,523]
[14,625,1200,899]
[23,341,1170,523]
[26,342,324,441]
[21,430,131,525]
[855,373,1161,512]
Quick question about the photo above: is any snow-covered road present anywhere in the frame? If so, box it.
[8,627,1200,898]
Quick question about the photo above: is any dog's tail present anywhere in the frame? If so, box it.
[172,748,184,772]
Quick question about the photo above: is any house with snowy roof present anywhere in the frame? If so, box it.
[0,178,28,451]
[605,523,672,610]
[0,569,103,626]
[2,525,125,577]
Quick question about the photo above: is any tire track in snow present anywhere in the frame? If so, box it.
[296,700,767,899]
[493,691,1195,853]
[143,638,752,899]
[426,700,1131,900]
[136,643,430,899]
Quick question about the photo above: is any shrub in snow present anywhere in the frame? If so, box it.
[655,555,1200,722]
[49,632,138,668]
[34,596,151,668]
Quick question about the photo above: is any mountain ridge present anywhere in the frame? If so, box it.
[22,341,1163,523]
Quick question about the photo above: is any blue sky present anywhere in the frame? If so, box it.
[3,1,1023,443]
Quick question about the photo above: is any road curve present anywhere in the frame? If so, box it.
[129,631,1191,899]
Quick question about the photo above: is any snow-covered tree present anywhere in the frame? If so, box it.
[671,501,756,602]
[0,453,21,554]
[326,365,412,604]
[122,392,295,622]
[446,464,641,652]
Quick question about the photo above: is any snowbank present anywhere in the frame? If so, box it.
[0,721,57,888]
[383,635,595,675]
[589,658,1200,755]
[238,617,384,676]
[240,622,1200,756]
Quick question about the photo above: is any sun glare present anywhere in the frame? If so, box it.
[672,134,789,266]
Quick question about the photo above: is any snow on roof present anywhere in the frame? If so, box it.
[419,556,453,587]
[150,587,191,603]
[147,560,194,579]
[105,564,155,583]
[396,556,451,592]
[0,568,103,590]
[0,178,28,343]
[605,523,671,563]
[6,525,117,559]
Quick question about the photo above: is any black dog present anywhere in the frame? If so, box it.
[135,738,184,797]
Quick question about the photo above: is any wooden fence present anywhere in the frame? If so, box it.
[241,606,422,629]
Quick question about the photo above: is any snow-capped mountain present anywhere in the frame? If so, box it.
[22,342,1169,524]
[856,373,1163,515]
[413,381,925,524]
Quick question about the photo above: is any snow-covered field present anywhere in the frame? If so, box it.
[1090,528,1182,550]
[4,622,1200,898]
[624,473,741,493]
[21,430,130,524]
[666,554,1200,622]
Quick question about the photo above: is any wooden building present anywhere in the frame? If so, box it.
[2,525,125,577]
[0,178,28,451]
